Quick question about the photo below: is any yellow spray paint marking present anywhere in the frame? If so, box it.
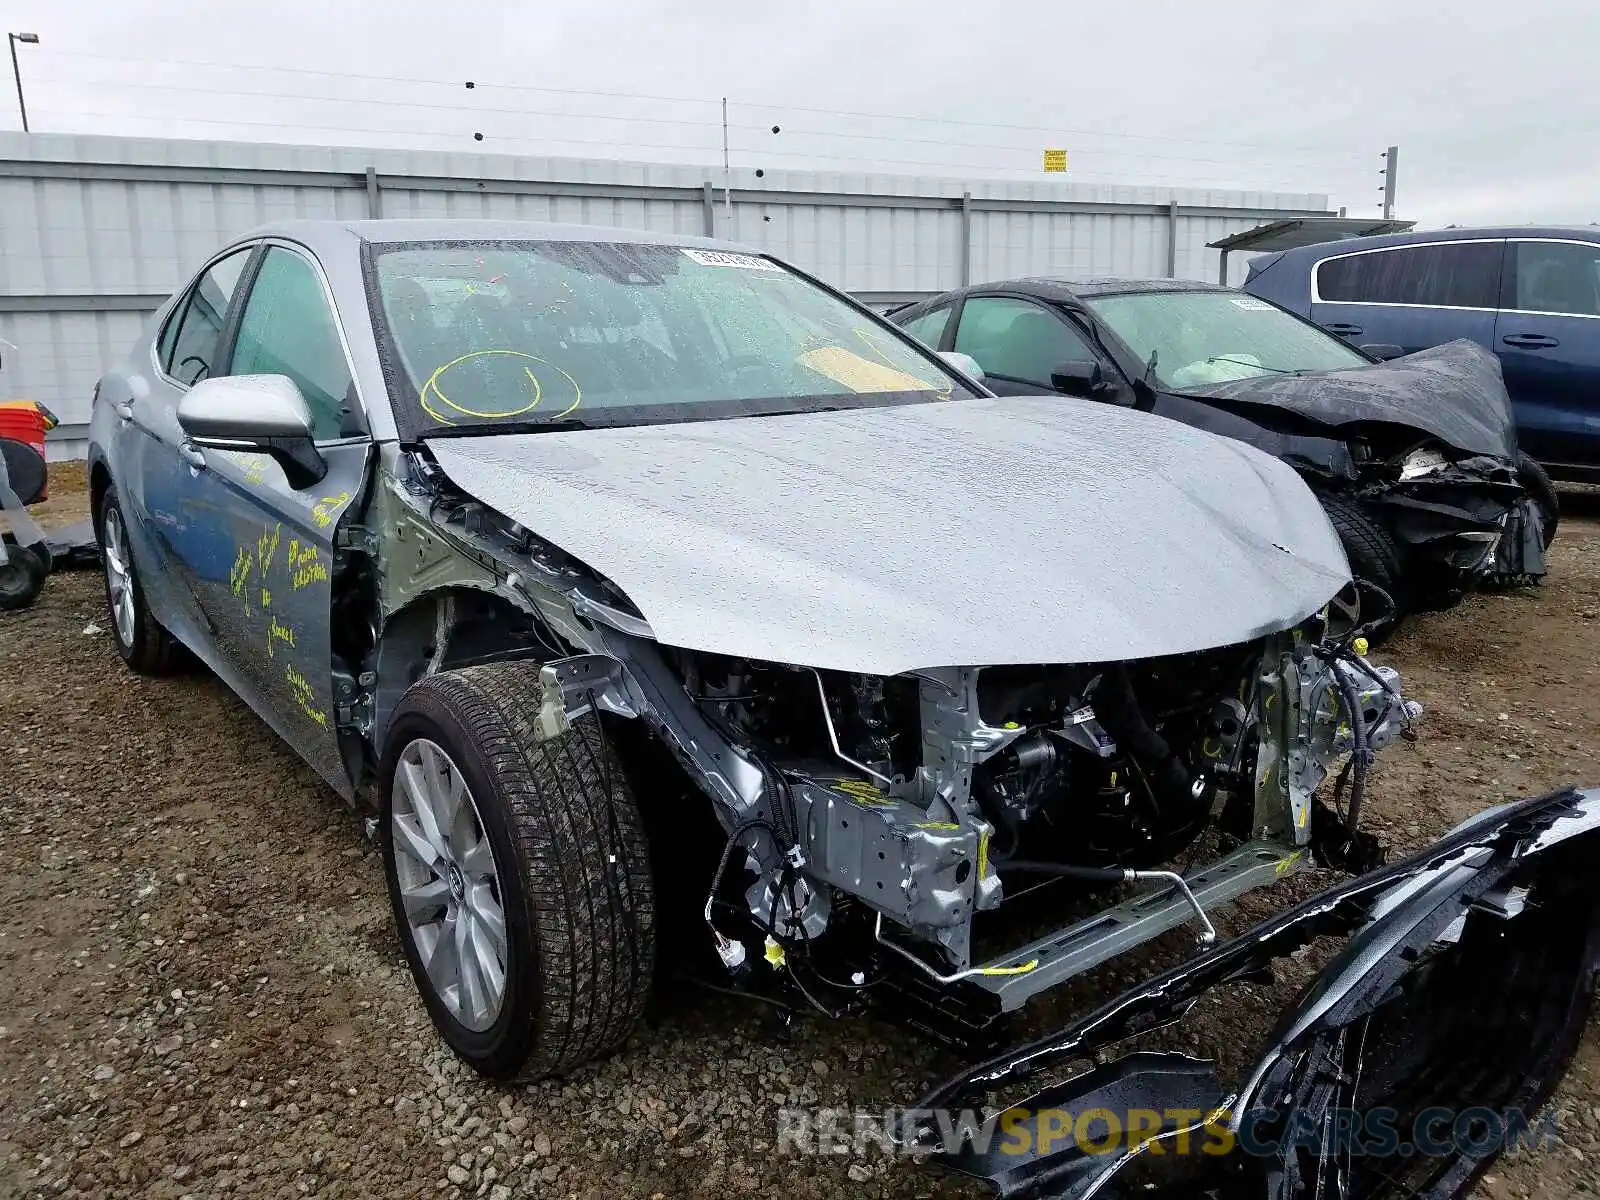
[914,822,960,830]
[419,350,581,425]
[287,540,330,590]
[256,523,282,576]
[284,663,328,727]
[1275,851,1303,876]
[978,827,990,880]
[260,588,271,608]
[267,615,296,658]
[798,345,936,394]
[229,545,254,601]
[310,492,351,530]
[832,778,891,805]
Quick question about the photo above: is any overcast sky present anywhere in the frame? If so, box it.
[6,0,1594,228]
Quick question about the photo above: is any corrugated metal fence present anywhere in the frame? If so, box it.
[0,132,1329,455]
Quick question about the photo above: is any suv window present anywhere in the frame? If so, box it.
[900,303,953,348]
[1510,241,1600,316]
[1315,242,1501,309]
[953,296,1096,386]
[230,246,356,440]
[163,249,251,385]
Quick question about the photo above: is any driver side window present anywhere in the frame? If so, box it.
[161,249,252,386]
[953,296,1096,387]
[228,246,358,441]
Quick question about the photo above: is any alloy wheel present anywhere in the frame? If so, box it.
[101,506,136,648]
[391,739,508,1032]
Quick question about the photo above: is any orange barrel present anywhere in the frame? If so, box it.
[0,401,51,503]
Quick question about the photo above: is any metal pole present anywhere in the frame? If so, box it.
[1218,248,1230,287]
[364,166,382,218]
[1165,198,1179,278]
[721,97,731,220]
[1382,145,1398,219]
[701,181,716,237]
[959,191,972,285]
[9,36,27,134]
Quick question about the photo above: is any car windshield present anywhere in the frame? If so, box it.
[368,240,968,435]
[1084,290,1369,389]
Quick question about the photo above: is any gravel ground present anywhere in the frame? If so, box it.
[2,472,1598,1200]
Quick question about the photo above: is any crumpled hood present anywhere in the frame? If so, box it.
[425,396,1349,675]
[1173,339,1518,459]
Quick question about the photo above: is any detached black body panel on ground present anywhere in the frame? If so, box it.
[914,785,1600,1199]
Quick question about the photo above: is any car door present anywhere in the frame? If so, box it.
[950,295,1104,395]
[119,245,258,652]
[1309,240,1503,354]
[168,242,370,796]
[1495,238,1600,469]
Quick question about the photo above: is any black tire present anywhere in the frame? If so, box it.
[1320,494,1406,644]
[95,485,184,674]
[1516,452,1560,550]
[380,663,655,1082]
[0,538,47,611]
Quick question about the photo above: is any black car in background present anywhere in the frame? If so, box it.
[891,278,1557,637]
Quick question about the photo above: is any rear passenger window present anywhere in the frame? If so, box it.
[163,249,252,385]
[1510,241,1600,316]
[1316,243,1501,309]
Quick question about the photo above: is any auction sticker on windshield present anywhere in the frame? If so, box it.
[681,248,781,270]
[1229,296,1274,310]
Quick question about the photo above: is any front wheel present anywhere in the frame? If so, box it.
[1320,494,1406,645]
[380,662,655,1081]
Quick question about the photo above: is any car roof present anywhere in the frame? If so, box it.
[232,217,752,258]
[1272,225,1600,260]
[940,276,1228,304]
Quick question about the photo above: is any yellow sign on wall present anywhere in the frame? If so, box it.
[1043,149,1068,172]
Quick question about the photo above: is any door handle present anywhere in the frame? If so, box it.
[113,398,135,421]
[1322,322,1364,337]
[178,442,208,472]
[1502,333,1560,349]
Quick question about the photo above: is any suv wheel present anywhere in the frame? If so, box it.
[97,486,184,673]
[380,662,655,1081]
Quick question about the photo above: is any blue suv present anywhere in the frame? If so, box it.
[1242,228,1600,482]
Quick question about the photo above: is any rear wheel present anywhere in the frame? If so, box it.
[1516,452,1560,550]
[1320,494,1406,645]
[96,486,184,673]
[380,662,655,1081]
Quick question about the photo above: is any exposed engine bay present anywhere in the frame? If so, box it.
[668,623,1417,1017]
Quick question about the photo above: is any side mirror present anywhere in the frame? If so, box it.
[1359,343,1406,362]
[937,350,985,383]
[1050,359,1106,397]
[177,375,326,489]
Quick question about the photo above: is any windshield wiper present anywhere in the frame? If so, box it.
[1142,349,1160,384]
[1204,356,1302,375]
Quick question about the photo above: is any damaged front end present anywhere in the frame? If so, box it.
[909,785,1600,1199]
[1353,444,1548,595]
[1173,340,1552,598]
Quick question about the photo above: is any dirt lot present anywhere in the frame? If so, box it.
[2,471,1598,1200]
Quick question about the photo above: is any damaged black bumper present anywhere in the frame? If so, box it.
[910,785,1600,1199]
[1374,459,1548,590]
